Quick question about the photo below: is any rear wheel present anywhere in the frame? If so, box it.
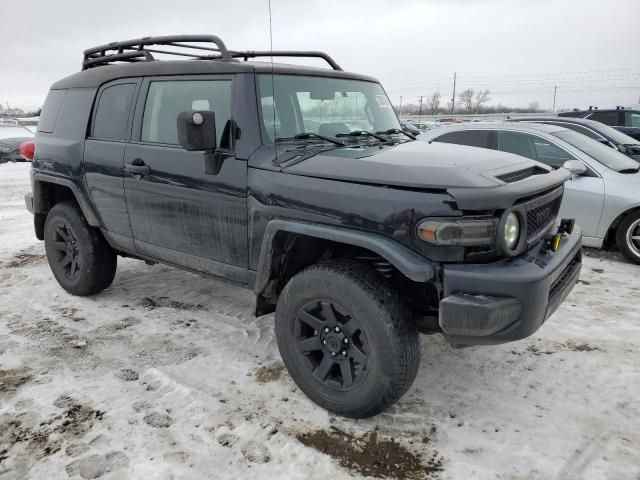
[44,202,117,295]
[616,211,640,265]
[275,260,420,418]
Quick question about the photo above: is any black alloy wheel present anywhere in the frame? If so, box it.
[293,299,369,392]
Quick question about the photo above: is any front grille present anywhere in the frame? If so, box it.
[549,253,581,303]
[523,189,563,243]
[497,166,546,184]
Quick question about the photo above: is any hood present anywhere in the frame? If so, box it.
[282,140,549,189]
[0,137,32,148]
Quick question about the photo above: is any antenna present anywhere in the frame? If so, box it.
[268,0,277,164]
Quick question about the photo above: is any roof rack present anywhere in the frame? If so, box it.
[82,35,342,71]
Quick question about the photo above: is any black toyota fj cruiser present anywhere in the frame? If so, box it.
[25,35,582,418]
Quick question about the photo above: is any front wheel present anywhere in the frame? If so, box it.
[616,211,640,265]
[275,260,420,418]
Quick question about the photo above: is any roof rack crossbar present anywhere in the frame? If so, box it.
[134,48,212,59]
[82,35,232,70]
[82,50,155,69]
[230,50,343,71]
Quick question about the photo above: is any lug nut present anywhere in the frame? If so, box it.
[322,340,327,345]
[334,327,340,332]
[341,350,347,356]
[324,327,330,333]
[343,338,349,344]
[314,330,318,336]
[331,352,336,356]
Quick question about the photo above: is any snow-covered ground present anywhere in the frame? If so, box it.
[0,162,639,480]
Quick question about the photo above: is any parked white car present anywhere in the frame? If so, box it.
[418,122,640,264]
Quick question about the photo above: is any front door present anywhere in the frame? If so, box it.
[123,76,249,283]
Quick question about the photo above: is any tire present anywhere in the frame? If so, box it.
[44,201,117,296]
[616,210,640,265]
[275,260,420,418]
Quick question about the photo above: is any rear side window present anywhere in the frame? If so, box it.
[38,90,67,133]
[141,80,233,148]
[587,111,620,126]
[433,130,491,149]
[92,83,136,141]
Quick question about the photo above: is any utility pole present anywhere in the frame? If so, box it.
[552,85,557,113]
[451,72,457,115]
[399,95,403,118]
[418,96,424,120]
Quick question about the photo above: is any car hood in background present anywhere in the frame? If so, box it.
[0,137,33,149]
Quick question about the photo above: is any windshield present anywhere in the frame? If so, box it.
[553,130,639,172]
[258,74,401,142]
[0,126,33,141]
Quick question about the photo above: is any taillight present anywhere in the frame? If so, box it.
[20,140,34,161]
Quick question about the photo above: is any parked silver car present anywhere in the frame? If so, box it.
[418,122,640,264]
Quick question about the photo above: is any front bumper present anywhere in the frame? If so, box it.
[439,226,582,346]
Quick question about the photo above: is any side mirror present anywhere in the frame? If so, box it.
[563,159,587,176]
[177,111,216,151]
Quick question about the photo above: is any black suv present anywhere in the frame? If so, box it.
[25,35,581,418]
[559,107,640,142]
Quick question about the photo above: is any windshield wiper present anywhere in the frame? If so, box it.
[375,128,417,140]
[335,130,389,143]
[275,132,345,146]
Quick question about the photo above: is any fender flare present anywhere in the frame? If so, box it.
[254,219,435,294]
[32,173,101,227]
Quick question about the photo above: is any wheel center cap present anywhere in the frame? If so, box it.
[66,243,74,255]
[325,334,341,352]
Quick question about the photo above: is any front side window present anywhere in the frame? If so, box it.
[141,80,232,148]
[92,83,136,141]
[554,123,603,140]
[497,131,574,167]
[258,75,400,141]
[434,130,491,148]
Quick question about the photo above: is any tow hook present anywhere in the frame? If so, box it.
[542,218,575,253]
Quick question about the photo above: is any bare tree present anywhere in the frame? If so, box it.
[458,88,475,112]
[527,101,540,112]
[426,91,441,115]
[474,89,490,112]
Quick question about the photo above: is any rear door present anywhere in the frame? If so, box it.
[123,75,249,282]
[84,78,141,251]
[494,130,605,238]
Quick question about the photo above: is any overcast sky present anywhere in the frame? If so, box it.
[1,0,639,112]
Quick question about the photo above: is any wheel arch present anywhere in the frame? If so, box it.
[253,219,435,316]
[32,174,100,240]
[603,205,640,247]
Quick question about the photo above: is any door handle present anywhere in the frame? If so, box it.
[124,158,151,176]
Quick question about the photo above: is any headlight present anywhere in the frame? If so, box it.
[416,217,497,246]
[503,212,520,250]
